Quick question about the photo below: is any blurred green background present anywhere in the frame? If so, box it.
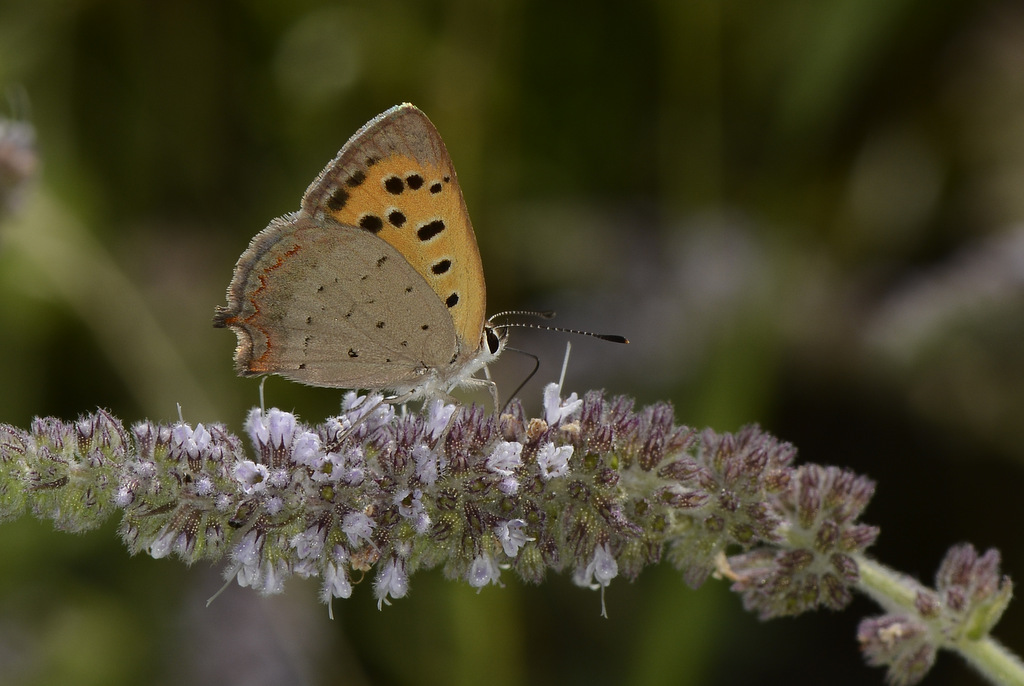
[1,1,1023,684]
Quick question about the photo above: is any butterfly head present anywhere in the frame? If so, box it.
[483,320,508,359]
[448,319,507,383]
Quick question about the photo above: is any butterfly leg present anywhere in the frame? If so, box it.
[483,366,500,416]
[457,372,500,417]
[323,393,392,451]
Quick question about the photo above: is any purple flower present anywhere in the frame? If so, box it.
[342,511,375,547]
[496,519,532,557]
[487,441,523,476]
[574,544,618,589]
[543,383,583,426]
[396,489,431,534]
[468,553,502,589]
[536,442,572,480]
[425,399,457,439]
[290,431,322,466]
[323,561,353,602]
[233,460,268,494]
[374,558,408,608]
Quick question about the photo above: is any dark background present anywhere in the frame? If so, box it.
[0,1,1022,684]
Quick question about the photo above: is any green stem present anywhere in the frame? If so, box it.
[959,636,1024,686]
[855,556,1024,686]
[855,555,925,613]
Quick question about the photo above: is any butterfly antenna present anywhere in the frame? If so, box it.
[497,321,628,344]
[492,311,627,412]
[489,310,628,344]
[500,346,541,414]
[489,309,556,321]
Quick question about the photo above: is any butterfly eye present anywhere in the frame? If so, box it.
[485,326,503,355]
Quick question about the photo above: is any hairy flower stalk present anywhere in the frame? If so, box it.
[0,384,1019,685]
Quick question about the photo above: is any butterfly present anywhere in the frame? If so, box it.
[214,104,507,404]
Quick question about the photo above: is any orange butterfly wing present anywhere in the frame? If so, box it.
[302,104,487,353]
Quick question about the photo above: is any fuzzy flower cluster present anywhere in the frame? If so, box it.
[857,545,1014,685]
[726,463,879,618]
[0,385,881,618]
[3,385,1019,683]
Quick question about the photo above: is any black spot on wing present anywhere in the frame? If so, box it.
[388,210,406,227]
[359,214,383,232]
[417,220,445,241]
[431,259,451,275]
[327,188,349,211]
